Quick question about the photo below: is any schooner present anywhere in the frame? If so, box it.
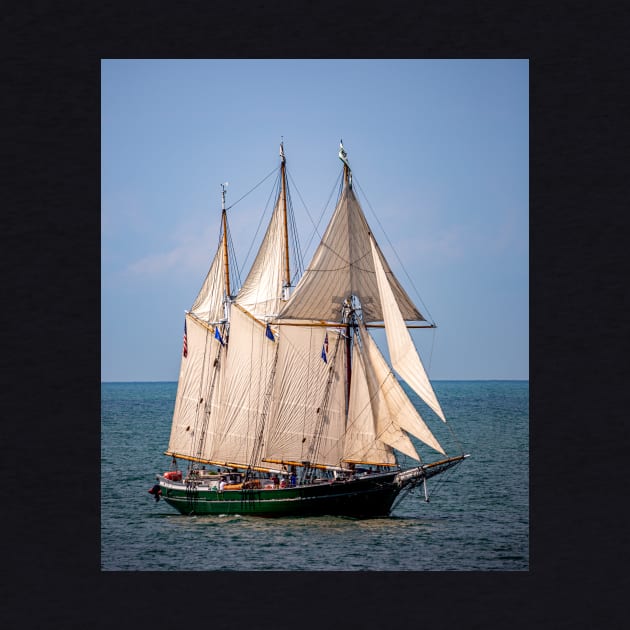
[150,142,468,517]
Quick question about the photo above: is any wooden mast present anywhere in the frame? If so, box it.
[221,183,231,298]
[340,139,351,189]
[339,140,353,410]
[280,141,291,295]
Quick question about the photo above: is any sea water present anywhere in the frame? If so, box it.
[101,381,528,571]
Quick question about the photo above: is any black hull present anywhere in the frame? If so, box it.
[160,472,402,518]
[157,456,468,518]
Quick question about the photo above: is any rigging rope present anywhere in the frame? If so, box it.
[188,318,214,461]
[284,173,305,282]
[302,330,343,478]
[294,170,342,259]
[248,341,280,474]
[225,167,278,211]
[194,335,224,461]
[239,172,280,274]
[226,222,241,294]
[353,176,436,326]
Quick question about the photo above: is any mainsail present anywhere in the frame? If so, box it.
[263,324,347,467]
[205,304,277,465]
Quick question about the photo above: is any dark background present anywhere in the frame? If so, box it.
[2,1,628,628]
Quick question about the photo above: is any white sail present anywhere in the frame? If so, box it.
[167,314,225,458]
[344,341,400,465]
[279,186,424,323]
[369,235,447,422]
[206,304,277,465]
[168,242,228,459]
[235,191,288,319]
[358,320,445,454]
[263,324,347,467]
[168,145,449,475]
[190,241,228,323]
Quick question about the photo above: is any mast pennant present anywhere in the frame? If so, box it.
[339,140,350,168]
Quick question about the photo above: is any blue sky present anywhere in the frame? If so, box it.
[101,59,528,382]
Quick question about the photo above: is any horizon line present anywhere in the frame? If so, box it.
[101,378,529,384]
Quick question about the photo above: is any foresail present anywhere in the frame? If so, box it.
[344,342,401,465]
[263,324,346,467]
[359,321,445,454]
[279,186,424,323]
[167,314,225,459]
[369,236,447,422]
[235,190,288,319]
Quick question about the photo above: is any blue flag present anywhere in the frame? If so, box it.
[321,332,328,363]
[214,327,225,346]
[265,324,275,342]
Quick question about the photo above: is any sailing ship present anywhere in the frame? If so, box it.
[150,142,468,517]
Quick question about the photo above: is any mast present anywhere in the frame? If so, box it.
[339,140,353,410]
[280,142,291,296]
[221,182,231,300]
[343,298,353,415]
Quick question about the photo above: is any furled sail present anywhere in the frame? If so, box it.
[369,235,447,422]
[235,190,288,319]
[263,324,347,467]
[279,186,424,323]
[358,320,445,454]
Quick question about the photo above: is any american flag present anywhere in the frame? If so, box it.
[182,320,188,358]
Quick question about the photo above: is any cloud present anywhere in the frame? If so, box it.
[124,226,217,277]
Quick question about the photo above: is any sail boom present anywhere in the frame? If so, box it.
[263,458,347,472]
[342,459,399,467]
[271,320,349,328]
[366,323,436,329]
[186,312,221,333]
[164,452,240,468]
[165,452,284,473]
[268,321,435,329]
